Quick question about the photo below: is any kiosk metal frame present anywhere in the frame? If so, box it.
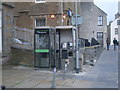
[34,26,56,68]
[56,26,76,70]
[34,26,76,69]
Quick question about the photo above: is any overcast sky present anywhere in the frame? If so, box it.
[94,0,119,24]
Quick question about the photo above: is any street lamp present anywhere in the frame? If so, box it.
[50,14,55,19]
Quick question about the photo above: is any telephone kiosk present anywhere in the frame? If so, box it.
[34,26,76,70]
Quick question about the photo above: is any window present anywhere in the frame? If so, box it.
[35,18,46,27]
[117,20,120,25]
[35,0,45,3]
[98,16,103,26]
[115,28,118,34]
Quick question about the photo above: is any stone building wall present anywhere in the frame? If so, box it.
[79,2,107,47]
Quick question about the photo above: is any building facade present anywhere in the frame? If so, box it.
[14,2,107,46]
[109,18,119,45]
[79,2,107,47]
[12,2,80,67]
[107,22,111,44]
[118,1,120,44]
[12,1,108,68]
[14,2,107,48]
[14,2,76,30]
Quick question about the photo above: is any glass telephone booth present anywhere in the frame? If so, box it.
[34,27,56,68]
[34,26,76,70]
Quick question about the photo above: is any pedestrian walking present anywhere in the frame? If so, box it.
[113,38,118,51]
[106,38,110,50]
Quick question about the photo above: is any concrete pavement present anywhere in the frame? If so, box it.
[77,48,118,88]
[118,45,120,89]
[2,46,118,88]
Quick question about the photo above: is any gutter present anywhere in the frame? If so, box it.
[2,2,15,8]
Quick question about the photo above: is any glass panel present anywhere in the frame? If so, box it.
[35,53,49,67]
[39,53,49,67]
[35,0,45,3]
[115,28,118,34]
[35,29,49,68]
[98,16,103,20]
[35,30,49,49]
[98,16,103,25]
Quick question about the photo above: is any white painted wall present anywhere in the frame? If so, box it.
[118,17,120,44]
[118,1,120,44]
[0,10,2,53]
[110,18,118,45]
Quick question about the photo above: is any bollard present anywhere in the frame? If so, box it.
[51,66,56,88]
[79,54,83,72]
[63,61,68,80]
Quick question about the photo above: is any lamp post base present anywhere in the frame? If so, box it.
[75,68,80,73]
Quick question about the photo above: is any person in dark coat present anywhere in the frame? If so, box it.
[113,38,118,50]
[106,38,110,50]
[1,85,5,90]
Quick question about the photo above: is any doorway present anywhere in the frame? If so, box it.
[97,32,103,46]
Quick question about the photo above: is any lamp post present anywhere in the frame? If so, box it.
[0,2,2,53]
[75,1,80,73]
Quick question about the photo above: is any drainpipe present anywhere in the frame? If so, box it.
[61,0,63,26]
[0,3,2,53]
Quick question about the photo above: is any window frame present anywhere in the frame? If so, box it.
[98,16,103,26]
[115,28,118,35]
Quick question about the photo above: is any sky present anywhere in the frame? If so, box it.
[94,0,119,24]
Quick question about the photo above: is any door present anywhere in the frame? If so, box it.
[34,29,50,68]
[97,32,103,46]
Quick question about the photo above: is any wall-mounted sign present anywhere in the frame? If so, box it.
[71,14,83,25]
[67,10,72,17]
